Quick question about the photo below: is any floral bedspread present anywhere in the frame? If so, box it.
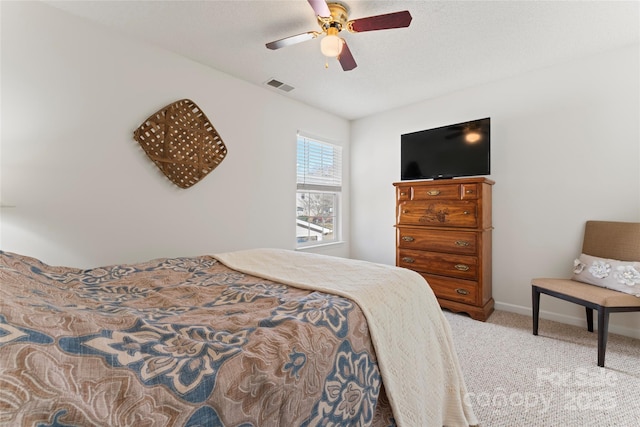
[0,251,395,426]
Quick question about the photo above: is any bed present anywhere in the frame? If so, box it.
[0,248,477,426]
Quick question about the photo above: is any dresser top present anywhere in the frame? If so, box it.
[393,177,494,186]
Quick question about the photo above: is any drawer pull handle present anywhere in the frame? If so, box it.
[456,288,469,295]
[465,189,474,194]
[401,236,415,242]
[427,190,441,196]
[402,257,415,263]
[402,209,409,214]
[400,192,407,196]
[454,264,470,271]
[455,240,470,247]
[463,211,470,215]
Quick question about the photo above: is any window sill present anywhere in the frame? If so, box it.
[296,241,345,251]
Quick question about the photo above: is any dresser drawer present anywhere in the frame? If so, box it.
[412,184,460,200]
[398,249,478,280]
[460,184,479,200]
[398,201,478,227]
[397,228,477,254]
[421,273,479,305]
[397,186,412,201]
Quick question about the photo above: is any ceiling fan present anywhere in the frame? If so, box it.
[265,0,412,71]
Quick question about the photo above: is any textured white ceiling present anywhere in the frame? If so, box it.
[46,0,639,120]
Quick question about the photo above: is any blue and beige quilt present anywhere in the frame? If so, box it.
[0,250,393,426]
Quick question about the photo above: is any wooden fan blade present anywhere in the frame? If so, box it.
[338,40,357,71]
[266,31,319,50]
[307,0,331,17]
[348,10,412,33]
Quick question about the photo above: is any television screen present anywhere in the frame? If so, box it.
[401,118,490,180]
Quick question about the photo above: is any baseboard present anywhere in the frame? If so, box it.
[494,301,640,340]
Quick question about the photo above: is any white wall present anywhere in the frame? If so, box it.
[0,1,350,267]
[351,45,640,337]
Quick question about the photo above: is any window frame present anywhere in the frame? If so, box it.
[296,133,343,249]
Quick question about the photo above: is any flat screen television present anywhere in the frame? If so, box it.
[401,117,490,180]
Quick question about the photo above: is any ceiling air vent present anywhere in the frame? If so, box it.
[265,78,295,93]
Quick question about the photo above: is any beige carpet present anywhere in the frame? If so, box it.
[444,310,640,426]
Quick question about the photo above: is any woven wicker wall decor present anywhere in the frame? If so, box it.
[133,99,227,189]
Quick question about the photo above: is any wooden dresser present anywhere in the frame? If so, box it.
[393,177,494,321]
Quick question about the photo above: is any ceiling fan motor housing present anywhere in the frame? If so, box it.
[318,3,349,33]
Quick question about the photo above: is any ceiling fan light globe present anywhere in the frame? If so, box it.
[321,34,343,57]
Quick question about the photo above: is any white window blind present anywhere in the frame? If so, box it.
[296,135,342,191]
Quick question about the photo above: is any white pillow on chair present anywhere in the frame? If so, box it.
[572,253,640,297]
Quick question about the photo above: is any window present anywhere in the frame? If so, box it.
[296,133,342,247]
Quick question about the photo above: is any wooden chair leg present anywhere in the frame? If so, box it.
[585,307,594,332]
[532,286,540,335]
[597,306,609,367]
